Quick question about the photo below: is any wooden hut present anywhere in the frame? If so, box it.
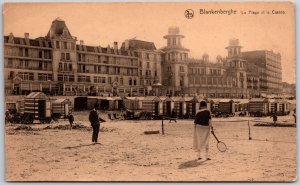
[23,92,51,122]
[51,98,72,118]
[248,98,269,116]
[172,96,188,117]
[218,99,235,114]
[139,96,162,115]
[234,99,249,112]
[160,96,174,116]
[269,99,290,115]
[74,96,88,111]
[98,97,123,110]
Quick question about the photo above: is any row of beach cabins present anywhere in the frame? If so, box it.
[6,92,295,123]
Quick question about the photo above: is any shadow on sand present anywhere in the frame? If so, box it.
[64,143,102,149]
[178,159,207,169]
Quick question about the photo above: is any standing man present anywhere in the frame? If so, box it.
[89,105,100,143]
[270,112,278,125]
[193,101,213,161]
[67,112,74,129]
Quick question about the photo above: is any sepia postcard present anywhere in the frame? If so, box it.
[3,1,296,182]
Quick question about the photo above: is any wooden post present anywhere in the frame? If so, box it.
[161,116,164,135]
[248,120,252,140]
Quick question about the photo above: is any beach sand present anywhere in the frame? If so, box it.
[5,113,297,182]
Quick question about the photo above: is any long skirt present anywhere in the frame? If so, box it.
[193,124,210,151]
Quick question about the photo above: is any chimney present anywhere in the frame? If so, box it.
[24,33,29,39]
[80,40,84,45]
[125,40,130,50]
[114,42,118,50]
[24,33,30,45]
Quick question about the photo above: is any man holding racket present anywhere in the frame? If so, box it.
[193,101,213,160]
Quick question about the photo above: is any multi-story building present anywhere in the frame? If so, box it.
[242,50,282,94]
[121,39,162,95]
[161,27,189,96]
[4,18,142,96]
[187,39,249,98]
[4,19,284,98]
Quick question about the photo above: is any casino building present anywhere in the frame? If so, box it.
[3,18,283,98]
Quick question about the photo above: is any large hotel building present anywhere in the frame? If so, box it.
[4,18,284,98]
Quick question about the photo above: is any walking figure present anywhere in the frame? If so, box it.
[89,106,101,143]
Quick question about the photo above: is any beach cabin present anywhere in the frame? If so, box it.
[98,97,124,110]
[218,99,235,114]
[269,99,290,115]
[248,98,269,116]
[186,97,209,117]
[51,98,72,118]
[172,96,188,118]
[23,92,52,123]
[139,96,162,115]
[87,97,99,110]
[234,99,249,112]
[74,96,88,111]
[160,96,174,116]
[124,97,142,110]
[209,99,221,112]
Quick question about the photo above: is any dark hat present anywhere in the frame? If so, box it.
[200,101,207,108]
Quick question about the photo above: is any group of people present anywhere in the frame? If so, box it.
[67,102,214,159]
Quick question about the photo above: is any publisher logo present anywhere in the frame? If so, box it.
[184,9,194,19]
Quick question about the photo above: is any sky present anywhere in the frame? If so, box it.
[3,2,296,83]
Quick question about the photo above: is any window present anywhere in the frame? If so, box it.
[78,54,81,61]
[66,53,70,60]
[7,59,13,67]
[180,66,184,72]
[120,78,123,85]
[129,78,132,85]
[71,43,75,50]
[61,53,65,60]
[59,63,62,70]
[147,62,150,68]
[108,77,111,84]
[39,51,43,58]
[56,41,60,49]
[25,48,29,57]
[155,71,157,76]
[69,64,72,71]
[24,60,28,67]
[38,73,52,81]
[18,72,34,81]
[63,42,67,49]
[133,79,136,85]
[39,61,43,69]
[44,62,48,69]
[146,53,150,59]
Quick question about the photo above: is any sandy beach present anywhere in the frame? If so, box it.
[5,113,296,182]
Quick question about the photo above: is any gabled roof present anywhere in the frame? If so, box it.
[52,98,71,104]
[25,92,49,99]
[249,98,269,103]
[46,18,72,39]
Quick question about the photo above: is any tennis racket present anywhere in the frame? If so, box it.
[211,130,227,152]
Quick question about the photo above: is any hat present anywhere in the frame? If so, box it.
[200,101,207,108]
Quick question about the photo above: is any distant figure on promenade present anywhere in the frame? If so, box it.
[293,109,296,124]
[270,113,278,125]
[169,109,177,123]
[193,101,213,161]
[89,106,101,143]
[67,112,74,129]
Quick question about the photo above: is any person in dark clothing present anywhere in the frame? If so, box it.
[270,113,278,125]
[193,101,213,161]
[89,107,100,143]
[67,112,74,129]
[169,109,177,123]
